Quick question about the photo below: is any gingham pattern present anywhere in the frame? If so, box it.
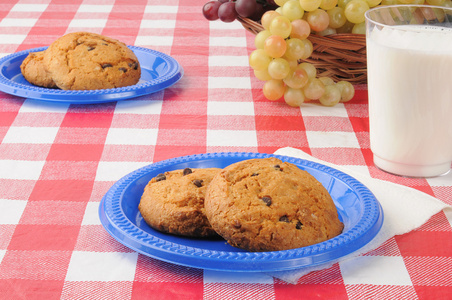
[0,0,451,299]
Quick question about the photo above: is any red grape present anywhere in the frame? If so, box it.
[249,3,264,21]
[202,1,222,21]
[218,2,238,22]
[235,0,257,18]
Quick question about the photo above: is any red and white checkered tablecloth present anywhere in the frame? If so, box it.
[0,0,451,299]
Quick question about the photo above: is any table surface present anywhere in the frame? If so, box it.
[0,0,451,299]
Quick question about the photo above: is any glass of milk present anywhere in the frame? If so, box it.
[365,5,452,177]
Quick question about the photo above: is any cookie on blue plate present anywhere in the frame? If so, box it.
[204,157,344,251]
[43,32,141,90]
[139,167,221,238]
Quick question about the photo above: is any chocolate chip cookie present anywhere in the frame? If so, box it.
[20,51,57,88]
[43,32,141,90]
[139,168,221,238]
[204,157,344,252]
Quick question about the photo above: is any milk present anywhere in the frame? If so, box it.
[367,25,452,177]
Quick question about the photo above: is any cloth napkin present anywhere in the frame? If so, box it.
[268,147,451,284]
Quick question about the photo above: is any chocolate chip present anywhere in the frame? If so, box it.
[183,168,192,176]
[128,62,138,70]
[119,67,127,73]
[102,63,112,69]
[274,164,283,171]
[87,46,95,51]
[261,196,272,206]
[279,215,290,223]
[296,221,303,229]
[251,173,259,176]
[192,179,203,187]
[155,173,166,182]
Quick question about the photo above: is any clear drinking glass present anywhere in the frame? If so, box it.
[365,5,452,177]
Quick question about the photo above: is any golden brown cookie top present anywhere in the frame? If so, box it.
[205,157,344,252]
[20,51,57,88]
[138,167,221,238]
[43,32,141,90]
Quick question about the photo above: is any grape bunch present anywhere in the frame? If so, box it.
[205,0,449,107]
[249,4,355,107]
[202,0,277,23]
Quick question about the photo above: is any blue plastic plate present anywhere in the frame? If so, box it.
[99,152,383,272]
[0,46,183,103]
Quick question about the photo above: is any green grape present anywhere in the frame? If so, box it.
[380,0,397,4]
[249,49,272,71]
[284,38,305,60]
[270,16,292,38]
[319,85,341,106]
[444,0,452,7]
[365,0,382,6]
[336,81,355,102]
[264,35,287,58]
[303,78,325,100]
[254,68,272,81]
[284,87,306,107]
[290,19,311,39]
[327,7,347,29]
[320,0,338,10]
[316,27,337,35]
[426,0,445,4]
[336,20,354,33]
[397,0,415,3]
[319,76,335,85]
[268,57,291,79]
[263,79,285,100]
[275,0,291,5]
[299,62,317,79]
[299,39,313,59]
[255,30,272,49]
[338,0,353,7]
[299,0,322,11]
[283,57,299,69]
[307,9,330,32]
[284,65,309,88]
[261,10,281,30]
[282,0,304,21]
[344,0,369,24]
[352,22,366,34]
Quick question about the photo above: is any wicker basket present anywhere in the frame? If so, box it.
[238,16,367,84]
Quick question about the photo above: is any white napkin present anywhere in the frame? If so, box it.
[268,147,451,284]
